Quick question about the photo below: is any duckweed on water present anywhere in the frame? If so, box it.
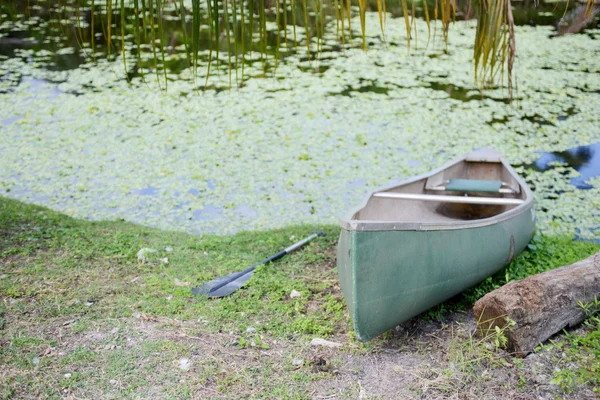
[0,14,599,238]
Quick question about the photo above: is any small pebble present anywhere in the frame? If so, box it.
[179,358,191,371]
[109,379,117,385]
[292,358,304,366]
[246,327,256,333]
[137,248,157,262]
[310,338,343,348]
[64,373,72,379]
[290,290,302,298]
[174,278,190,287]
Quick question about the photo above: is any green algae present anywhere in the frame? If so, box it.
[0,12,599,238]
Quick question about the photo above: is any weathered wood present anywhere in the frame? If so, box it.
[473,251,600,357]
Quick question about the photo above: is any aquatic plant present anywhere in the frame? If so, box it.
[1,5,599,238]
[3,0,595,93]
[0,18,600,239]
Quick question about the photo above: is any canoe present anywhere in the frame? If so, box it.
[336,148,535,341]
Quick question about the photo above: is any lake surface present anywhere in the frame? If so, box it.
[527,142,600,190]
[1,1,599,240]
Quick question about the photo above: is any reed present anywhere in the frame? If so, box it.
[38,0,594,94]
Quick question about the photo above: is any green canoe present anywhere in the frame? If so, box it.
[337,148,535,341]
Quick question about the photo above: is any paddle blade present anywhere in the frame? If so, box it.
[191,270,255,298]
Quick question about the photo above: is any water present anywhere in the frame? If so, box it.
[1,1,599,239]
[132,187,160,196]
[527,142,600,190]
[427,82,511,103]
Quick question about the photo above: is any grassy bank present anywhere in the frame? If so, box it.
[1,197,599,398]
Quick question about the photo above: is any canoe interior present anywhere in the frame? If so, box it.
[352,160,527,223]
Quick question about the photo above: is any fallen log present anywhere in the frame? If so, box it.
[473,251,600,357]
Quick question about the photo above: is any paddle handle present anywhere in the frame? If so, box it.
[207,232,325,295]
[284,231,325,253]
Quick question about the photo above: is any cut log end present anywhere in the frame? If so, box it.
[473,251,600,357]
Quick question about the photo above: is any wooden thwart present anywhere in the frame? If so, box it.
[373,192,524,206]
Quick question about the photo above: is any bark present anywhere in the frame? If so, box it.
[473,251,600,357]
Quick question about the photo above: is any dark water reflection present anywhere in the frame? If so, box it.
[527,142,600,189]
[132,187,160,196]
[426,82,512,103]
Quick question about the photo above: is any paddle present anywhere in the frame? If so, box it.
[191,231,326,298]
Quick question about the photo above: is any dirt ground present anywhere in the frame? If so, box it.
[3,305,597,399]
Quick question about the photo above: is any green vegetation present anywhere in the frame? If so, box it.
[2,2,600,239]
[542,298,600,395]
[0,197,343,398]
[1,0,529,90]
[2,197,600,397]
[0,197,342,339]
[2,7,600,238]
[408,317,517,394]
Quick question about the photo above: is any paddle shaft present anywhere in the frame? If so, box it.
[206,232,325,295]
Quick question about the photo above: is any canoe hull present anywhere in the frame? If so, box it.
[337,204,535,341]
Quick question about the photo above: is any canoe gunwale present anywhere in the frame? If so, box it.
[340,150,534,232]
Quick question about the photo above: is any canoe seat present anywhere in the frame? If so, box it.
[445,179,502,193]
[427,179,517,194]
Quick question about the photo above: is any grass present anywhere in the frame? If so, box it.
[407,318,516,395]
[0,196,343,339]
[543,298,600,395]
[0,197,344,398]
[1,196,600,398]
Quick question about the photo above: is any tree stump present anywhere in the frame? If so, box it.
[473,251,600,357]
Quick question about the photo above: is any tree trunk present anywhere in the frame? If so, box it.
[473,251,600,357]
